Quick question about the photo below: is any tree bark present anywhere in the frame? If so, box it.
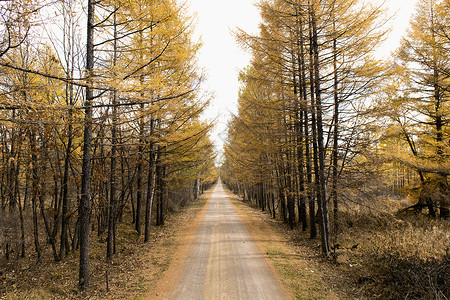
[311,2,330,256]
[79,0,94,289]
[107,10,118,260]
[332,14,339,243]
[30,133,40,259]
[308,7,318,240]
[144,120,155,242]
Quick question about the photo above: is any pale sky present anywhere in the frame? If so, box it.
[188,0,261,155]
[187,0,419,155]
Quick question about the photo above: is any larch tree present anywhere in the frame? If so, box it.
[225,0,389,256]
[380,0,449,218]
[0,0,217,290]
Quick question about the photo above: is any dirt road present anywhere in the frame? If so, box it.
[171,179,286,300]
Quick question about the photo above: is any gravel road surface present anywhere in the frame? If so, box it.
[172,179,286,300]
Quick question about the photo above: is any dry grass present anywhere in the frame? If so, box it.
[353,214,448,299]
[227,188,449,300]
[3,185,446,299]
[330,201,450,299]
[225,188,340,300]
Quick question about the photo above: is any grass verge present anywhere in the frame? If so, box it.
[225,185,450,299]
[225,188,339,300]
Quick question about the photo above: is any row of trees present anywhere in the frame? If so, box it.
[222,0,449,257]
[0,0,217,289]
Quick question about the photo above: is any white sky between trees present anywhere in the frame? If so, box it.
[187,0,419,159]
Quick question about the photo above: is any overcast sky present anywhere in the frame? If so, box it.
[187,0,419,155]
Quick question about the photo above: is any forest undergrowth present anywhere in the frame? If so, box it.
[286,198,450,299]
[0,191,210,299]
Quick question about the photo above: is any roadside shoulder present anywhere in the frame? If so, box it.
[146,185,214,299]
[226,189,340,300]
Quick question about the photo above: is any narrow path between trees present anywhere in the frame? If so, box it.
[153,179,287,299]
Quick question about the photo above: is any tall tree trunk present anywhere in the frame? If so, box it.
[60,0,76,260]
[155,147,161,226]
[30,133,41,260]
[13,158,25,258]
[8,110,16,212]
[297,10,310,232]
[277,164,287,222]
[107,109,117,259]
[107,10,118,260]
[60,111,73,259]
[136,113,144,234]
[155,146,166,227]
[17,180,25,258]
[298,109,307,231]
[286,136,295,229]
[135,28,146,235]
[295,13,308,231]
[144,120,155,242]
[308,8,318,240]
[331,20,339,242]
[311,2,330,256]
[79,0,94,289]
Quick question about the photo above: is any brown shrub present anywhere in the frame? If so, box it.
[353,214,449,299]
